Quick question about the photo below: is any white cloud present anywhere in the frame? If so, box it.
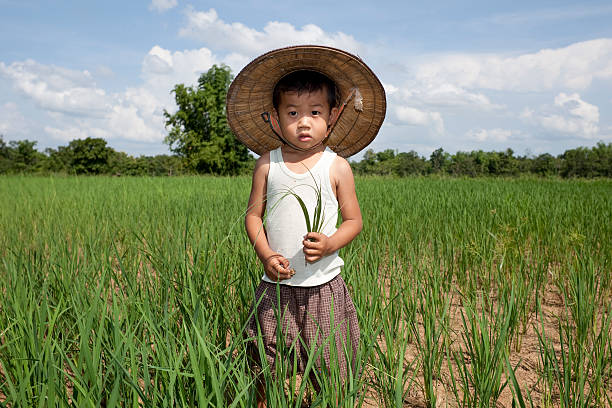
[45,125,91,142]
[1,45,220,145]
[382,82,398,96]
[142,45,216,88]
[95,65,114,78]
[0,60,110,117]
[142,46,174,74]
[3,7,610,157]
[554,92,599,124]
[1,7,371,148]
[466,128,516,142]
[394,81,502,110]
[0,102,26,137]
[178,8,361,59]
[414,38,612,92]
[395,106,444,135]
[149,0,177,13]
[522,93,601,139]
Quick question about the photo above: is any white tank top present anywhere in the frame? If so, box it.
[263,147,344,286]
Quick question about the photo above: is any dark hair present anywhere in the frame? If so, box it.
[272,70,340,112]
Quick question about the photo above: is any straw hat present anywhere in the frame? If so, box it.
[226,45,386,158]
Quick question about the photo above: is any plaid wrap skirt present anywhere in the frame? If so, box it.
[246,274,360,380]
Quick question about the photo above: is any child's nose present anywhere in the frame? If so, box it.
[297,115,310,127]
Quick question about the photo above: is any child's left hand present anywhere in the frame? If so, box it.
[302,232,331,263]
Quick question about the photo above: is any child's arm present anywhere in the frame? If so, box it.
[245,153,295,281]
[303,157,362,263]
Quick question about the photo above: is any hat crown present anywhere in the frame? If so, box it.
[226,45,386,158]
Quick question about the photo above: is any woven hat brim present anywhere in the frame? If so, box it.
[226,45,386,158]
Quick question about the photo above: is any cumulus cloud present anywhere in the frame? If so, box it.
[178,8,361,59]
[0,6,369,150]
[466,128,517,142]
[382,82,398,96]
[142,45,216,88]
[395,106,445,135]
[45,125,93,142]
[392,81,502,110]
[3,7,610,156]
[415,38,612,92]
[149,0,177,13]
[522,93,601,139]
[0,102,26,137]
[1,45,220,145]
[95,65,114,78]
[0,60,110,117]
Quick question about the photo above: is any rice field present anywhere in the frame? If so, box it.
[0,175,611,407]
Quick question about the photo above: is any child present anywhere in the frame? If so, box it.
[226,45,386,405]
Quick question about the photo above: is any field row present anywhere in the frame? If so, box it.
[1,176,611,407]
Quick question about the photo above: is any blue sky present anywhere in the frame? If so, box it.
[1,0,611,158]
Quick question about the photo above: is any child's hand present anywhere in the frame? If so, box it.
[302,232,331,263]
[263,254,295,281]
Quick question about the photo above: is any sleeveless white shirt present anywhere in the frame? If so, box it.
[263,147,344,286]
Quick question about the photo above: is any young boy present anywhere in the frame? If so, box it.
[226,45,386,405]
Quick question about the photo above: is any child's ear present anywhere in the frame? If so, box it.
[271,110,283,136]
[328,107,339,126]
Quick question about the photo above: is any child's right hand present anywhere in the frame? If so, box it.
[263,254,295,281]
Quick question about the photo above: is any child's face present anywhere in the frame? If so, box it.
[274,88,338,152]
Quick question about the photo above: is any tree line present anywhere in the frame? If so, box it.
[1,64,611,178]
[0,136,187,176]
[2,134,610,178]
[351,144,612,178]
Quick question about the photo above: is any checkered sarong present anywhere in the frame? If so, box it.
[246,274,360,381]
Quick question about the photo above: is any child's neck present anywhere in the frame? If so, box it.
[280,145,326,174]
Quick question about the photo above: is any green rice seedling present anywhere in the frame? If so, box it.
[448,291,515,408]
[498,274,531,352]
[369,262,419,407]
[307,302,365,408]
[560,253,602,347]
[275,168,328,270]
[411,272,451,408]
[536,315,589,408]
[0,270,69,406]
[371,306,418,407]
[537,254,612,408]
[587,301,612,406]
[284,186,324,239]
[504,353,532,408]
[1,176,611,406]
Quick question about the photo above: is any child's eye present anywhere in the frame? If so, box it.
[288,111,297,117]
[312,110,320,116]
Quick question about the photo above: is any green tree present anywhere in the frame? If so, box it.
[532,153,558,176]
[449,151,478,176]
[498,148,518,176]
[561,147,590,177]
[376,149,396,163]
[67,137,113,174]
[164,65,250,175]
[430,147,449,173]
[395,151,428,176]
[591,141,612,177]
[43,145,73,173]
[8,139,44,173]
[0,135,10,173]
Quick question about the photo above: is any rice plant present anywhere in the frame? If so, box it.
[448,291,515,408]
[0,175,610,407]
